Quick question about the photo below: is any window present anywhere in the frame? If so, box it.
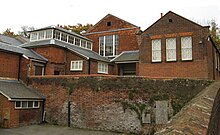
[34,101,39,108]
[152,39,162,62]
[166,38,176,61]
[181,36,192,60]
[107,22,112,26]
[45,30,53,39]
[54,31,61,40]
[30,32,38,41]
[81,40,86,48]
[34,66,44,76]
[98,62,108,74]
[61,33,67,42]
[99,35,119,57]
[68,36,74,44]
[15,101,40,109]
[38,31,45,40]
[75,38,80,46]
[99,36,104,56]
[70,60,83,71]
[87,42,92,50]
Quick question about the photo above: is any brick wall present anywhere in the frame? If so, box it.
[84,14,140,55]
[0,51,20,79]
[85,28,140,55]
[0,94,43,128]
[139,12,214,79]
[29,76,211,133]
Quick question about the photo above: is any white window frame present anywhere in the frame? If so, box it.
[70,60,83,71]
[98,62,108,74]
[166,38,176,61]
[181,36,192,61]
[99,35,118,57]
[152,39,162,62]
[15,101,40,109]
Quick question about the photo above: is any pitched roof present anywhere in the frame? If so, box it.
[143,11,205,33]
[111,50,139,63]
[86,14,139,33]
[21,39,110,62]
[0,42,48,62]
[0,34,24,46]
[0,79,45,101]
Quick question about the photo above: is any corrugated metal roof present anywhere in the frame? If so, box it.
[0,79,45,100]
[21,39,110,62]
[0,42,48,62]
[111,50,139,63]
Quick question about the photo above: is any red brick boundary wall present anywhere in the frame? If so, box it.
[29,75,212,133]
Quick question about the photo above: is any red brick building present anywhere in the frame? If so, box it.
[0,79,45,128]
[22,26,113,76]
[139,11,220,79]
[84,14,141,75]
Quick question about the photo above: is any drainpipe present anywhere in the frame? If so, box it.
[88,59,91,75]
[42,99,46,123]
[18,55,22,81]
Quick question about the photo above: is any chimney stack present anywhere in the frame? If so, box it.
[161,13,163,18]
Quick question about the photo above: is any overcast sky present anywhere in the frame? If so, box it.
[0,0,219,34]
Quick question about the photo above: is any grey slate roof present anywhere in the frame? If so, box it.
[21,39,110,62]
[0,34,24,46]
[0,79,45,100]
[111,50,139,63]
[0,42,48,62]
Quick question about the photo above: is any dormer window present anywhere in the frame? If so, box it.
[30,28,93,50]
[107,22,112,26]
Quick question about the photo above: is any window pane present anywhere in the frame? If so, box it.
[75,38,80,46]
[105,35,113,56]
[34,101,39,107]
[54,31,61,40]
[28,101,33,108]
[16,101,21,108]
[22,101,28,108]
[38,31,45,40]
[87,42,92,49]
[30,33,37,41]
[35,66,43,76]
[45,30,52,39]
[152,39,161,62]
[99,37,104,56]
[166,38,176,61]
[68,36,74,44]
[81,40,86,48]
[61,33,67,42]
[115,35,119,55]
[181,37,192,60]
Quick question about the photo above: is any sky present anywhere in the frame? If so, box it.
[0,0,220,34]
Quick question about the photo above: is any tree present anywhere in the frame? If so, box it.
[18,26,35,38]
[210,20,220,49]
[60,23,93,34]
[2,28,16,37]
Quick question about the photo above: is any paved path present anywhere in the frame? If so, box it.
[0,124,125,135]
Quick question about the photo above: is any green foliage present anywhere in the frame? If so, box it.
[2,28,16,37]
[61,23,93,34]
[210,20,220,49]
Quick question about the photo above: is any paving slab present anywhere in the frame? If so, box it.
[0,124,125,135]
